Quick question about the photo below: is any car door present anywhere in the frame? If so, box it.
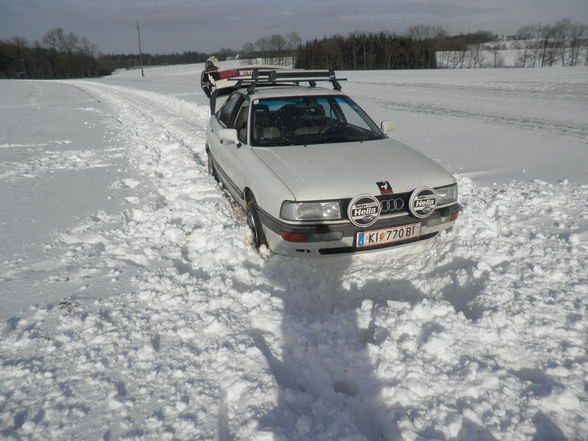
[219,98,253,203]
[208,92,243,193]
[210,93,253,202]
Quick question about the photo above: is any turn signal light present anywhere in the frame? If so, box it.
[280,232,308,242]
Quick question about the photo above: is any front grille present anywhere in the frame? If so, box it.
[340,193,410,219]
[377,193,409,215]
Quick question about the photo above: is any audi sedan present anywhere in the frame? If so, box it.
[205,72,459,256]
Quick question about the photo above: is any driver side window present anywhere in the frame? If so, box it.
[218,93,242,127]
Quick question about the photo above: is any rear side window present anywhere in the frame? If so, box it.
[218,93,242,127]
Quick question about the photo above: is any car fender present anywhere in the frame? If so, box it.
[242,148,296,219]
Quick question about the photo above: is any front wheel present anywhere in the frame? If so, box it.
[246,198,267,249]
[207,151,219,182]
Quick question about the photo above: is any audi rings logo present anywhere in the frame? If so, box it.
[348,194,381,228]
[409,187,437,219]
[380,197,405,213]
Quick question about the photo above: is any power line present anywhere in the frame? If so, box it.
[136,20,145,77]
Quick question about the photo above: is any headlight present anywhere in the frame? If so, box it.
[435,184,458,206]
[280,200,341,221]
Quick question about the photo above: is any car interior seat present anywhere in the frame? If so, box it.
[253,104,280,142]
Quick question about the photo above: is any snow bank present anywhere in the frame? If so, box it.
[1,67,587,441]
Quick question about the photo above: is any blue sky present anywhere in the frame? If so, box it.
[1,0,587,54]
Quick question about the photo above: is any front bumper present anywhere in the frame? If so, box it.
[259,203,460,256]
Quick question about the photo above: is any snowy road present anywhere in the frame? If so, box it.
[1,66,587,441]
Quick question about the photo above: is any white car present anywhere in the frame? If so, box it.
[206,70,459,256]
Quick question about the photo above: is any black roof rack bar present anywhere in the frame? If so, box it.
[268,70,334,80]
[247,81,256,95]
[234,69,347,94]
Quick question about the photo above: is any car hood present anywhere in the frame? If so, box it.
[252,138,455,201]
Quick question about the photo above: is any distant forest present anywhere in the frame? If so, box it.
[1,19,587,79]
[0,28,211,79]
[295,31,442,70]
[0,29,102,79]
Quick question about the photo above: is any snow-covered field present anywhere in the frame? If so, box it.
[1,64,587,441]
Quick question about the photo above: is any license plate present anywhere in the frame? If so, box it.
[356,223,421,248]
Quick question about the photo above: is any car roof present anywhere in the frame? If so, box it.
[242,86,345,100]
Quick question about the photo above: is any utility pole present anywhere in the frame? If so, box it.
[136,20,145,77]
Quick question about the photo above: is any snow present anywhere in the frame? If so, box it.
[1,63,587,441]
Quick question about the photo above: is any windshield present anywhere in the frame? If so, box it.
[251,95,386,147]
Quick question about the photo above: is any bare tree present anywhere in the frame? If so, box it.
[286,32,302,49]
[286,32,302,66]
[465,44,484,68]
[254,36,271,63]
[530,24,543,67]
[490,43,503,67]
[515,25,535,67]
[42,28,80,53]
[564,20,588,66]
[79,37,96,57]
[407,24,446,41]
[241,42,256,64]
[267,34,287,65]
[514,19,588,68]
[42,28,63,50]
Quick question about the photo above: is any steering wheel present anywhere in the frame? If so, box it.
[317,120,341,136]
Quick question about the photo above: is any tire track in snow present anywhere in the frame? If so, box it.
[66,81,211,165]
[31,81,426,440]
[371,96,588,141]
[349,79,588,141]
[65,82,406,440]
[0,81,285,440]
[70,82,403,441]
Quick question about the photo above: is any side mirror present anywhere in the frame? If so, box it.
[380,121,395,133]
[219,128,241,147]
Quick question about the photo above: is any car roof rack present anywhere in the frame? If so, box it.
[233,69,347,95]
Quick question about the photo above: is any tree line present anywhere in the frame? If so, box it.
[1,19,587,79]
[0,27,212,79]
[0,28,102,79]
[240,33,302,66]
[436,19,587,68]
[514,19,587,67]
[295,31,437,70]
[240,27,503,70]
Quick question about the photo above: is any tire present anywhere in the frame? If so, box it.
[246,198,267,249]
[207,151,219,182]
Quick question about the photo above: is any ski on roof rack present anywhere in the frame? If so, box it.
[233,69,347,94]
